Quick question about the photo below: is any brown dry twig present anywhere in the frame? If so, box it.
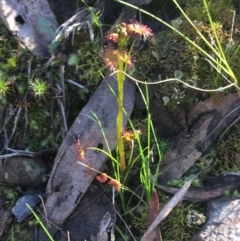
[140,173,200,241]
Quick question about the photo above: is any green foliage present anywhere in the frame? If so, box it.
[23,103,61,150]
[225,189,240,197]
[178,0,240,89]
[157,137,170,153]
[10,224,31,241]
[135,0,240,114]
[67,52,80,67]
[29,78,50,101]
[67,41,105,99]
[133,44,159,81]
[232,190,240,197]
[0,78,11,96]
[167,175,201,188]
[0,184,19,209]
[26,204,54,241]
[3,55,18,70]
[184,0,233,24]
[130,206,148,239]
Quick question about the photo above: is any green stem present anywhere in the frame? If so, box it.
[202,0,237,84]
[116,37,133,177]
[117,61,126,176]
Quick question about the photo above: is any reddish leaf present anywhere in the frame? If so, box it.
[147,189,162,241]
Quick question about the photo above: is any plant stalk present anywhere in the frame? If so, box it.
[117,60,126,176]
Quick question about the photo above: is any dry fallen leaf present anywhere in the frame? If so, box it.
[140,173,200,241]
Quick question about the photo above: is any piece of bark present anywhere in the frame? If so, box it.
[37,73,135,240]
[0,0,58,57]
[155,175,240,202]
[158,93,240,184]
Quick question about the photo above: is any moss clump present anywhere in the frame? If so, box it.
[0,184,19,209]
[66,39,105,100]
[133,42,160,81]
[210,122,240,175]
[10,224,30,241]
[184,0,234,25]
[159,195,205,241]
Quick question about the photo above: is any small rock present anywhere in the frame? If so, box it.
[0,157,48,187]
[12,193,47,222]
[191,196,240,241]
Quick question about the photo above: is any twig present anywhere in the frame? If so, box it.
[0,106,18,133]
[140,173,200,241]
[23,96,29,139]
[49,73,55,129]
[27,55,34,80]
[8,107,21,145]
[0,147,57,159]
[54,84,68,136]
[111,70,239,92]
[230,10,235,44]
[60,65,66,110]
[65,79,84,89]
[216,114,240,145]
[204,58,233,84]
[53,7,96,44]
[115,208,136,241]
[36,206,63,231]
[38,195,49,227]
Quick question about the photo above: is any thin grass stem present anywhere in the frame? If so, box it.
[26,204,54,241]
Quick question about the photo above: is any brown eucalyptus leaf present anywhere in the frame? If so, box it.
[158,93,240,184]
[147,189,162,241]
[37,74,135,240]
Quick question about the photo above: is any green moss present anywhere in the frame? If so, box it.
[0,184,19,209]
[184,0,234,24]
[29,78,50,101]
[159,195,205,241]
[23,102,61,150]
[66,40,105,100]
[210,122,240,175]
[10,224,31,241]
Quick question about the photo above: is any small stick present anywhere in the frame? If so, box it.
[38,195,50,228]
[0,147,56,159]
[60,65,66,110]
[8,107,21,145]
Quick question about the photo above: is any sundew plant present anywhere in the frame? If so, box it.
[102,21,153,176]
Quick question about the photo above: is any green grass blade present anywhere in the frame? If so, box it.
[26,203,55,241]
